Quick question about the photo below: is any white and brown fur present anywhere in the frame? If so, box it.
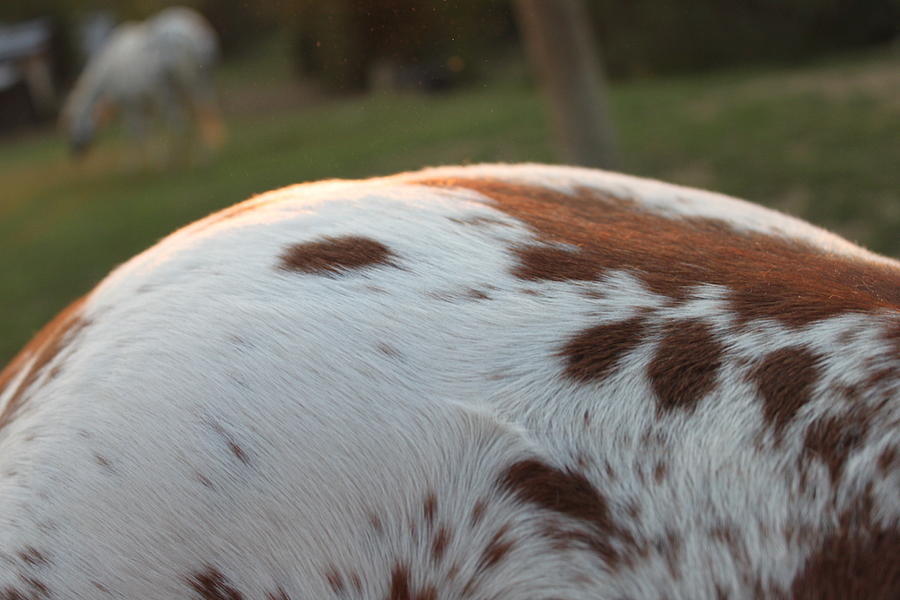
[60,6,223,162]
[0,164,897,598]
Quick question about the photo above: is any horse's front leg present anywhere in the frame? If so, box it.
[121,103,153,170]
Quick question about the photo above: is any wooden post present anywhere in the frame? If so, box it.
[514,0,617,168]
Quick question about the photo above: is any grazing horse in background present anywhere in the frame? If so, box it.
[60,7,223,164]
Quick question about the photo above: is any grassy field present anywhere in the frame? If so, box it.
[1,46,899,364]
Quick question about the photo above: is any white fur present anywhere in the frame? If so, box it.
[0,164,897,599]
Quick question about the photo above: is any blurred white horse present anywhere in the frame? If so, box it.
[61,7,224,164]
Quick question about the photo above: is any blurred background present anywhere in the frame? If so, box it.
[1,0,899,364]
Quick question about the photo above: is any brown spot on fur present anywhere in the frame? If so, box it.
[278,236,395,276]
[227,441,248,464]
[470,499,487,527]
[625,500,641,521]
[416,585,436,600]
[349,573,362,593]
[186,567,244,600]
[325,566,344,593]
[209,422,249,465]
[17,548,47,566]
[0,296,89,431]
[447,215,511,228]
[432,526,451,563]
[751,347,823,439]
[14,578,49,597]
[498,459,635,567]
[560,316,647,383]
[418,179,900,327]
[478,523,515,571]
[93,581,110,593]
[659,529,683,579]
[710,524,749,565]
[803,410,872,484]
[648,320,723,414]
[575,452,589,470]
[368,512,384,534]
[377,343,401,357]
[467,288,490,300]
[877,446,898,475]
[460,576,478,598]
[714,583,729,600]
[266,589,291,600]
[789,490,900,599]
[94,454,112,470]
[884,322,900,357]
[385,564,435,600]
[653,461,668,483]
[423,492,437,528]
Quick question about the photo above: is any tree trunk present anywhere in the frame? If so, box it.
[514,0,617,168]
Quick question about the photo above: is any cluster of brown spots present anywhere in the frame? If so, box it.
[802,409,873,484]
[560,316,646,383]
[497,459,636,568]
[648,320,724,414]
[418,178,900,327]
[325,566,345,594]
[386,564,436,600]
[16,548,47,567]
[267,589,291,600]
[187,567,244,600]
[477,523,515,571]
[750,347,824,440]
[0,548,53,600]
[324,564,363,595]
[278,236,396,276]
[561,314,724,414]
[0,296,90,431]
[789,490,900,599]
[1,577,50,600]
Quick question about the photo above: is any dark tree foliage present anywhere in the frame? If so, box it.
[588,0,900,78]
[2,0,898,87]
[282,0,514,92]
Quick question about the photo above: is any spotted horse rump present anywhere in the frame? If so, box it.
[0,164,897,599]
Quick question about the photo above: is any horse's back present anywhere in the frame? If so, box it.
[148,6,219,70]
[0,164,897,599]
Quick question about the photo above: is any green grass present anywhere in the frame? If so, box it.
[2,47,899,364]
